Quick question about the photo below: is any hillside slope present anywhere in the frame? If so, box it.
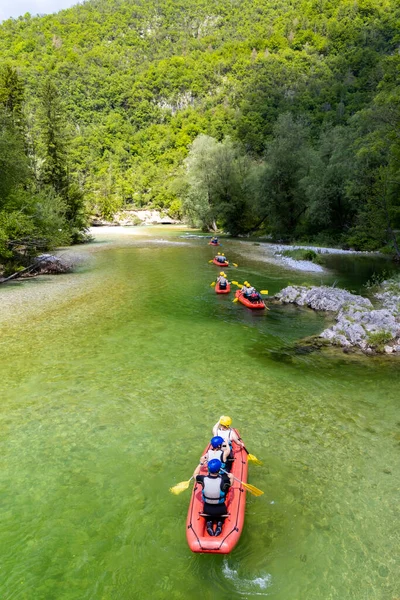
[0,0,399,226]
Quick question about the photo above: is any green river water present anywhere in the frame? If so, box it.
[1,227,399,600]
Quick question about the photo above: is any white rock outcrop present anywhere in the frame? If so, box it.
[276,283,400,354]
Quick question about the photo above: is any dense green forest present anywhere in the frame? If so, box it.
[0,0,399,262]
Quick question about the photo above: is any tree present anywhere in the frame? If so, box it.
[180,134,219,230]
[257,113,313,239]
[38,77,88,240]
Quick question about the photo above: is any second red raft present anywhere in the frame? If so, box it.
[213,258,229,267]
[215,281,231,294]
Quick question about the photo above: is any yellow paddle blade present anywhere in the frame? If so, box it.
[232,281,243,288]
[233,298,239,303]
[170,480,192,495]
[260,290,269,295]
[232,263,238,267]
[210,281,216,287]
[242,482,264,497]
[247,453,263,466]
[208,260,214,263]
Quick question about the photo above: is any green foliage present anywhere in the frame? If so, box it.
[0,0,398,251]
[282,249,323,264]
[366,330,393,351]
[0,67,86,274]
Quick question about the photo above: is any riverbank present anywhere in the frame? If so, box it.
[275,277,400,354]
[235,241,381,273]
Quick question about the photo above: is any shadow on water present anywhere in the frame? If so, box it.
[318,253,399,293]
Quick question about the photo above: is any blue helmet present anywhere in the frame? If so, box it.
[208,459,222,473]
[211,436,224,449]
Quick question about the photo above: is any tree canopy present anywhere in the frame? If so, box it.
[0,0,399,253]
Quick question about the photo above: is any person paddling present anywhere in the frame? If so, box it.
[216,271,229,289]
[200,436,231,471]
[212,415,245,470]
[241,281,251,297]
[193,459,233,537]
[215,252,228,264]
[242,281,262,303]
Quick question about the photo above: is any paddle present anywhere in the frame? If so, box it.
[210,281,216,287]
[170,476,194,495]
[232,280,242,288]
[239,443,262,465]
[221,470,264,497]
[232,263,238,267]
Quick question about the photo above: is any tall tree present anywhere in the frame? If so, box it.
[257,113,312,238]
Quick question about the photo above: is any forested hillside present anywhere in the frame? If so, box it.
[1,0,399,256]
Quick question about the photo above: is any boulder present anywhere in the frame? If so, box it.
[276,282,400,354]
[34,254,73,274]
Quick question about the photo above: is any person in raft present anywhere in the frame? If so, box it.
[242,281,262,303]
[211,236,219,244]
[193,458,233,537]
[213,415,244,458]
[200,436,231,471]
[216,252,228,264]
[216,271,229,289]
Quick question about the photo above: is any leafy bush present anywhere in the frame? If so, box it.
[282,249,323,264]
[366,331,393,351]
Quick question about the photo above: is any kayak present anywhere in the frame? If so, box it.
[213,258,229,267]
[186,431,248,554]
[215,281,231,294]
[235,289,265,309]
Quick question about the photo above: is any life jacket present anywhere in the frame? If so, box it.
[217,427,232,441]
[218,277,227,287]
[207,448,225,468]
[217,256,226,263]
[202,475,226,504]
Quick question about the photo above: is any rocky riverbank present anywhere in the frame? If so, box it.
[91,209,181,227]
[276,279,400,354]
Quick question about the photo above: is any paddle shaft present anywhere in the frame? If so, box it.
[221,469,245,487]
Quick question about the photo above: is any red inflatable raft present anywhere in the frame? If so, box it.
[186,432,248,554]
[213,258,229,267]
[209,241,220,246]
[215,281,231,294]
[235,289,265,309]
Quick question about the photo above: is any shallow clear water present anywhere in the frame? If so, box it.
[1,228,399,600]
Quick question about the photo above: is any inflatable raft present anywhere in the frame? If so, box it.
[215,281,230,294]
[235,289,265,309]
[213,258,229,267]
[209,241,220,246]
[186,431,248,554]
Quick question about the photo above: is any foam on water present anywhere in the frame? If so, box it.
[222,559,272,596]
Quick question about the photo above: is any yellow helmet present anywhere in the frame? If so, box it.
[219,415,232,427]
[217,252,221,255]
[244,281,250,286]
[220,271,224,276]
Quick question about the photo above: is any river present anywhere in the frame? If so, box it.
[1,227,399,600]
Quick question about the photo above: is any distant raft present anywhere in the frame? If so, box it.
[186,431,248,554]
[235,289,265,309]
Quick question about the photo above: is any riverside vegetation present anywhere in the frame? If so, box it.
[0,0,400,272]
